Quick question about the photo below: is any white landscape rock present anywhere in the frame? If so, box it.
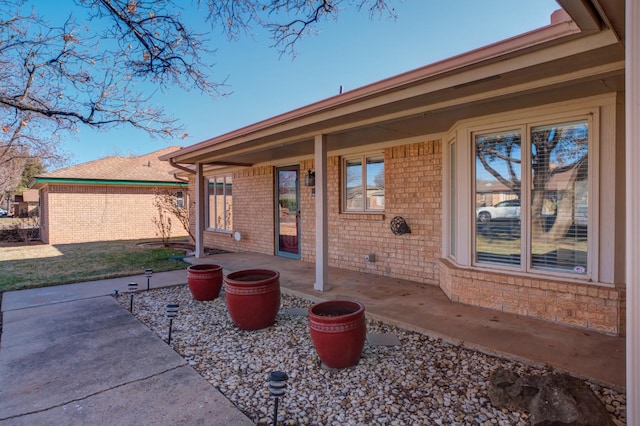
[119,286,626,426]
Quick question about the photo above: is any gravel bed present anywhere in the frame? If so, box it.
[118,285,626,425]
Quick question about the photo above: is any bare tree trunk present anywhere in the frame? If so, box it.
[531,190,546,240]
[532,189,576,243]
[547,190,575,240]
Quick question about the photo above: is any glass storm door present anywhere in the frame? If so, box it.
[276,166,300,258]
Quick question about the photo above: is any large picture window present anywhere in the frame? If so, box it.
[207,176,233,231]
[343,154,385,212]
[474,120,589,275]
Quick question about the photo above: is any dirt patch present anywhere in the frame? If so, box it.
[136,241,230,255]
[0,240,45,248]
[0,243,62,261]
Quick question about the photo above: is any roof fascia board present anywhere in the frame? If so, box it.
[190,60,623,166]
[327,133,444,158]
[162,21,581,163]
[450,92,615,133]
[557,0,603,32]
[202,133,443,175]
[365,60,624,128]
[591,0,625,41]
[171,31,620,165]
[31,177,188,187]
[260,133,446,168]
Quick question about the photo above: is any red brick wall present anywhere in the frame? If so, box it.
[42,184,188,244]
[190,138,623,335]
[40,188,50,243]
[200,141,441,283]
[202,166,274,253]
[324,141,442,284]
[440,259,624,335]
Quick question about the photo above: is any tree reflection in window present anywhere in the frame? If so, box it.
[207,176,233,231]
[475,121,588,274]
[530,122,588,273]
[475,130,522,266]
[344,155,384,212]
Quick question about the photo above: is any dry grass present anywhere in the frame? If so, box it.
[0,217,23,230]
[0,239,188,292]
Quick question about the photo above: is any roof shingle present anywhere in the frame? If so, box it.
[39,146,182,182]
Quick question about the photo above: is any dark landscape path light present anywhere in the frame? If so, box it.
[128,282,138,312]
[165,303,179,345]
[144,269,153,291]
[267,371,288,426]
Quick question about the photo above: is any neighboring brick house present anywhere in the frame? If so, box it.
[12,189,39,217]
[162,4,631,342]
[31,147,188,244]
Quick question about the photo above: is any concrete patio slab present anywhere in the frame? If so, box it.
[1,269,188,312]
[0,291,252,425]
[3,365,248,426]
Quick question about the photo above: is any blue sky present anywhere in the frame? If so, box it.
[46,0,560,167]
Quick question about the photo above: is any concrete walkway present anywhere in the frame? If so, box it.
[0,252,626,424]
[0,271,253,425]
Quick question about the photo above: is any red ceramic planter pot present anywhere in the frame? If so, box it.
[224,269,280,330]
[308,300,366,369]
[187,264,223,301]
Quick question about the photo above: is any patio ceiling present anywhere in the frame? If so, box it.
[163,2,624,169]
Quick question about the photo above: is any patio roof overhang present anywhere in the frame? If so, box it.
[160,7,624,170]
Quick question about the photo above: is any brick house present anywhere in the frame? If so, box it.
[12,189,39,217]
[162,6,630,335]
[164,2,640,406]
[31,147,188,244]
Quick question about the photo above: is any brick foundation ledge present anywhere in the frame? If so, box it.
[439,258,624,336]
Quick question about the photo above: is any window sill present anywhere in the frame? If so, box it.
[205,229,233,235]
[442,257,612,287]
[338,213,385,221]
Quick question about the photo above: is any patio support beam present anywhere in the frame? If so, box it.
[314,134,330,291]
[626,0,640,422]
[194,163,205,258]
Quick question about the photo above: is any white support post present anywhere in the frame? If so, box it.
[314,134,330,291]
[194,163,205,258]
[626,0,640,422]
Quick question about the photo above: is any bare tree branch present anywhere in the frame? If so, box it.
[201,1,396,56]
[0,0,394,197]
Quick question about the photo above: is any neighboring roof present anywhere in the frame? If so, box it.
[32,147,185,188]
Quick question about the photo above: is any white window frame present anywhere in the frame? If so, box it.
[447,135,457,259]
[445,103,602,282]
[206,175,233,232]
[472,117,594,278]
[341,152,385,213]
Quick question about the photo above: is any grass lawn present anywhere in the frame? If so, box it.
[0,239,189,292]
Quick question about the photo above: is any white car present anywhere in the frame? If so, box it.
[0,208,7,217]
[476,199,520,223]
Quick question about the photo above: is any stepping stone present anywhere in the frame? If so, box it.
[366,333,401,346]
[280,307,307,317]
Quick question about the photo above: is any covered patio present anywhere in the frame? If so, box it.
[163,0,639,418]
[189,251,624,388]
